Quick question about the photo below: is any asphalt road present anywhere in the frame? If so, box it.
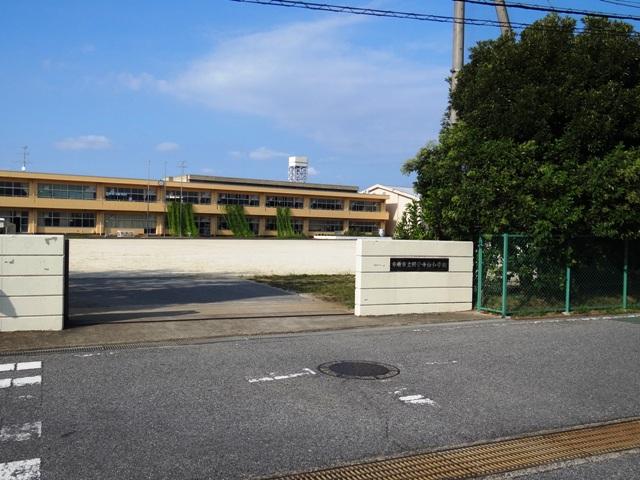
[1,315,639,479]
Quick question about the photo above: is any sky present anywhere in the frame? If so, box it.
[1,0,638,189]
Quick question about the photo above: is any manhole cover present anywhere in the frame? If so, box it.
[318,360,400,380]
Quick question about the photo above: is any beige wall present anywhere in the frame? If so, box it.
[367,187,417,235]
[69,238,358,275]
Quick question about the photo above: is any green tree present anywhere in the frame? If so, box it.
[393,200,429,239]
[223,205,254,238]
[404,15,640,243]
[276,207,296,238]
[166,201,199,237]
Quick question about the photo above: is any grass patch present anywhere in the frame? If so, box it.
[251,274,355,308]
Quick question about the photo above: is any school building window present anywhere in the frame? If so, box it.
[0,181,29,197]
[38,183,96,200]
[105,186,156,202]
[265,196,303,209]
[350,200,380,212]
[310,198,343,210]
[217,192,259,206]
[166,190,211,204]
[38,211,96,228]
[308,219,343,232]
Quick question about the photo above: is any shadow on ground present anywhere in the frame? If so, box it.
[68,273,349,326]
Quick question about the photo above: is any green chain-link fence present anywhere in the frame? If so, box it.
[476,234,638,316]
[630,241,640,307]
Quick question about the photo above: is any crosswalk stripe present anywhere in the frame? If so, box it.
[16,362,41,371]
[11,376,42,387]
[0,458,41,480]
[0,376,42,389]
[0,422,42,443]
[0,364,15,372]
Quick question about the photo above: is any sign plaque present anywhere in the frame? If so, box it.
[390,257,449,272]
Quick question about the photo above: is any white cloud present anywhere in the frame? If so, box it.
[156,142,180,152]
[308,166,319,176]
[54,135,111,151]
[248,147,289,161]
[201,167,215,174]
[120,16,449,155]
[117,72,164,91]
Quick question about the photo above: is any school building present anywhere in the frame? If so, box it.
[0,170,389,237]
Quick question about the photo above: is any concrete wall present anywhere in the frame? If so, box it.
[355,239,473,316]
[0,235,65,331]
[69,238,357,276]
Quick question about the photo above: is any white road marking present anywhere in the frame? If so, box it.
[11,376,42,388]
[0,458,41,479]
[425,360,458,365]
[0,378,11,389]
[398,394,438,406]
[18,395,36,400]
[391,388,438,406]
[16,362,41,371]
[0,363,15,372]
[0,422,42,443]
[248,368,316,383]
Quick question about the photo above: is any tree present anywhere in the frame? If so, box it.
[403,15,640,243]
[393,200,429,239]
[276,207,297,238]
[223,205,254,238]
[167,202,199,237]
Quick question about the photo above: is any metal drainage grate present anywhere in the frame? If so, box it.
[318,361,400,380]
[269,418,640,480]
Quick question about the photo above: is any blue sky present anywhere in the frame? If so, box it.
[1,0,637,188]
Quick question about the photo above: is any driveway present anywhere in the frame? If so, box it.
[68,274,350,326]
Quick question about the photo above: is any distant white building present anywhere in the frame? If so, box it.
[362,184,419,235]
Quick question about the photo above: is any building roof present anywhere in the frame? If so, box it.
[362,184,419,200]
[173,174,360,193]
[0,169,383,198]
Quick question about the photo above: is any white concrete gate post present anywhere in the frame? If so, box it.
[355,239,474,316]
[0,235,65,331]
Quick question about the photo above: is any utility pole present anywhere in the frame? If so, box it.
[494,0,512,35]
[177,160,187,238]
[163,160,168,237]
[450,0,465,124]
[146,159,151,238]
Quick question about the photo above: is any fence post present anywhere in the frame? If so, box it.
[476,235,484,311]
[501,233,509,317]
[622,239,629,310]
[564,265,571,314]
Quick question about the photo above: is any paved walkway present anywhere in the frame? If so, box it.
[68,274,349,325]
[0,272,494,353]
[0,311,491,354]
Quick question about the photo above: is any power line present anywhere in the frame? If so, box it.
[601,0,640,8]
[466,0,640,22]
[230,0,639,36]
[230,0,513,28]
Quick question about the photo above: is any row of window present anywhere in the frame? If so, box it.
[0,181,381,211]
[27,210,380,234]
[38,183,96,200]
[38,212,96,228]
[0,182,29,197]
